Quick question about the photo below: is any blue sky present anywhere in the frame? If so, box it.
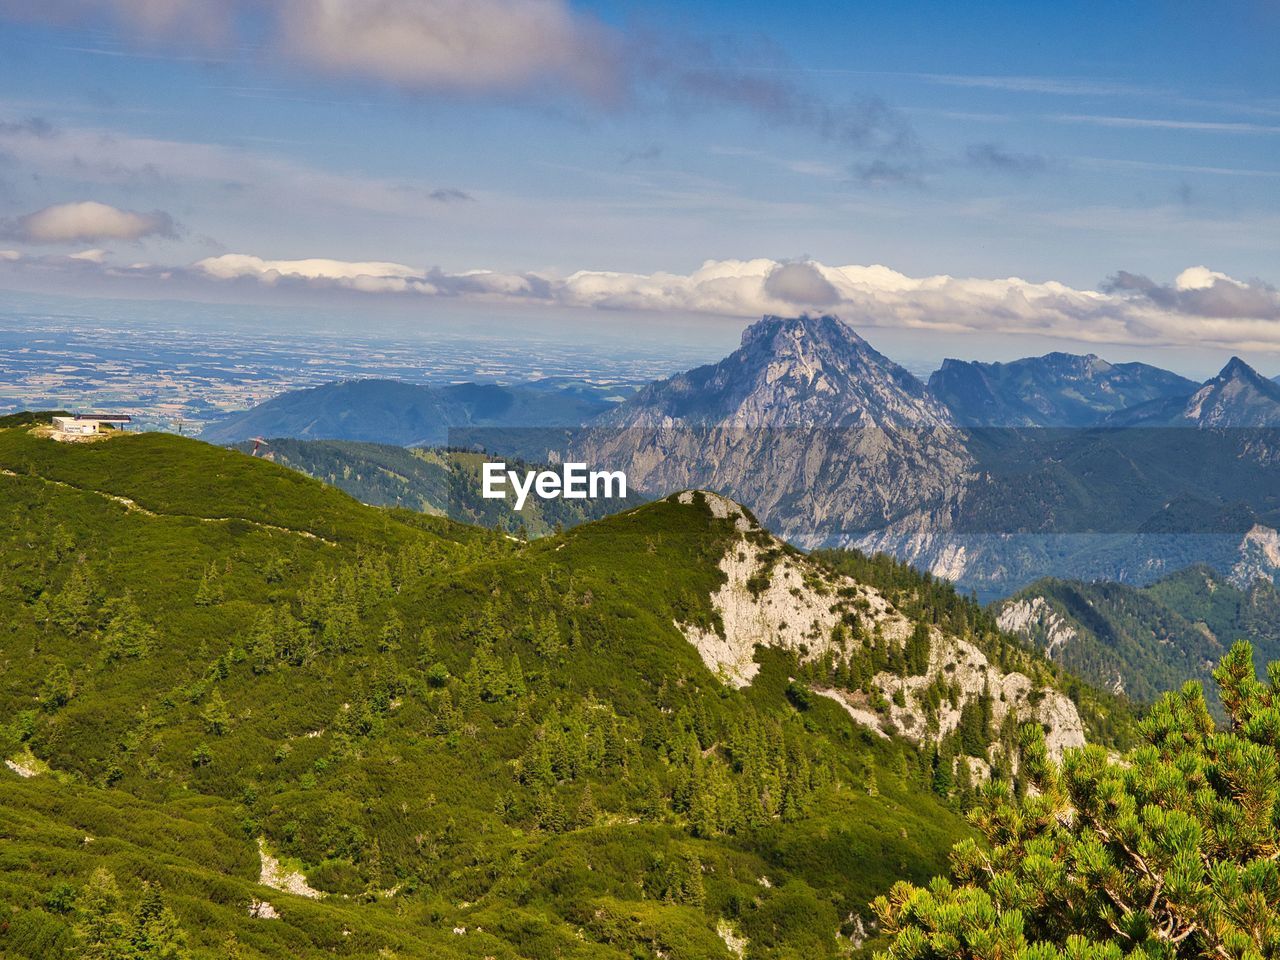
[0,0,1278,371]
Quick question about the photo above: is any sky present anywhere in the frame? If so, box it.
[0,0,1279,374]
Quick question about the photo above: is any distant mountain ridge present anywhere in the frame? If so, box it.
[572,315,1280,596]
[1106,356,1280,427]
[201,377,630,446]
[201,325,1278,445]
[928,352,1196,426]
[233,436,641,536]
[201,317,1280,596]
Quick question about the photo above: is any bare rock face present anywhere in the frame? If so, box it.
[995,596,1080,658]
[579,315,973,549]
[1181,357,1280,429]
[257,838,324,900]
[1232,524,1280,588]
[678,513,906,689]
[673,493,1087,761]
[576,317,1280,598]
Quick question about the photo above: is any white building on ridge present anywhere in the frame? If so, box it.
[51,414,132,437]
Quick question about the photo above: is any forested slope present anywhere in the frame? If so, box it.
[0,417,1127,959]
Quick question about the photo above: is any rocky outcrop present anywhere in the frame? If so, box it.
[5,757,38,778]
[717,919,748,959]
[257,838,323,900]
[675,493,1087,760]
[995,596,1079,657]
[4,748,49,778]
[1231,524,1280,588]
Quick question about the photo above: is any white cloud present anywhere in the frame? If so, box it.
[68,247,108,262]
[8,234,1280,352]
[1,0,620,99]
[1174,265,1231,291]
[9,201,176,243]
[196,253,422,284]
[0,249,20,260]
[276,0,619,99]
[179,252,1280,351]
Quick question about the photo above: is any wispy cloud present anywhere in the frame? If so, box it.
[428,188,475,202]
[740,68,1158,100]
[852,159,927,187]
[620,144,663,166]
[0,116,478,221]
[915,73,1155,98]
[0,0,231,44]
[1051,113,1280,134]
[55,44,232,64]
[1,2,927,176]
[1072,156,1280,179]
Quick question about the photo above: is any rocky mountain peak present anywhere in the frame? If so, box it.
[601,314,951,432]
[734,314,911,396]
[739,313,870,354]
[1183,355,1280,427]
[1043,351,1110,373]
[1217,355,1268,385]
[578,316,970,546]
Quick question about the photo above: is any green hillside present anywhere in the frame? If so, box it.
[0,418,1134,959]
[230,437,454,513]
[230,437,641,536]
[994,566,1280,719]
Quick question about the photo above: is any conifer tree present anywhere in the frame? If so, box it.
[533,613,565,664]
[466,636,508,702]
[876,641,1280,960]
[905,620,932,676]
[275,607,310,666]
[953,752,974,805]
[77,867,125,954]
[100,592,156,661]
[40,661,73,710]
[956,695,989,758]
[320,596,360,653]
[201,690,230,735]
[194,562,223,606]
[931,742,954,798]
[680,852,706,907]
[378,610,404,653]
[576,784,597,827]
[50,563,102,635]
[249,610,276,675]
[506,653,527,700]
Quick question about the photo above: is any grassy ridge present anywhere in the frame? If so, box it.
[0,427,1141,960]
[0,423,982,959]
